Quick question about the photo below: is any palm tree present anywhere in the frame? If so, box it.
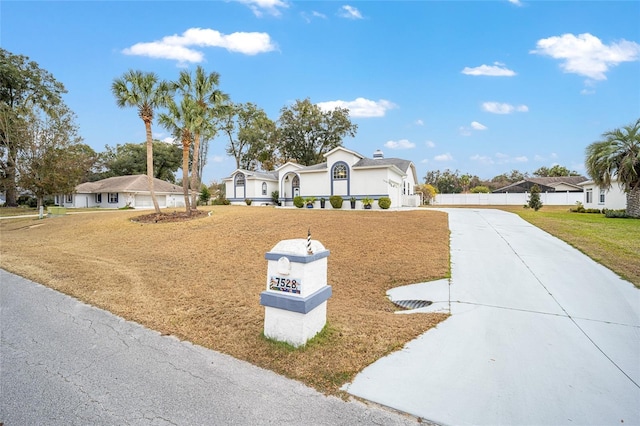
[585,118,640,218]
[173,66,228,209]
[112,70,172,214]
[158,97,198,214]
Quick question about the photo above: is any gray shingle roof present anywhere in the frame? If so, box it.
[76,175,184,194]
[353,157,412,173]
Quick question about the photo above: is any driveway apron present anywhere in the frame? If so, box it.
[344,208,640,425]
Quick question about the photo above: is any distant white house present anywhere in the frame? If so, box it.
[58,175,189,209]
[578,179,627,210]
[224,147,420,209]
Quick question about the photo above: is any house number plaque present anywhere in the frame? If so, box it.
[269,276,302,294]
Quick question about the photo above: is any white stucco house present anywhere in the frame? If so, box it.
[57,175,189,209]
[224,147,420,209]
[578,179,627,210]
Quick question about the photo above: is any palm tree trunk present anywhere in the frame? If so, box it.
[627,186,640,218]
[145,121,161,214]
[182,137,191,214]
[190,131,200,210]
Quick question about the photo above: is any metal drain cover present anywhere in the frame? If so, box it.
[392,299,433,310]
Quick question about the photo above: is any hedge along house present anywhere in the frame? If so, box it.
[224,147,420,209]
[57,175,189,209]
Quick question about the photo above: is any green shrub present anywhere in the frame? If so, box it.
[271,190,279,204]
[470,185,491,194]
[570,202,585,213]
[329,195,343,209]
[293,196,304,208]
[245,199,252,206]
[212,197,230,205]
[604,209,629,218]
[378,196,391,209]
[585,208,602,214]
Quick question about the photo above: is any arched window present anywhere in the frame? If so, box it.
[292,175,300,188]
[262,182,267,195]
[333,164,348,180]
[235,174,245,186]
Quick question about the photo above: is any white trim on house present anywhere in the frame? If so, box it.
[578,179,626,210]
[223,147,420,209]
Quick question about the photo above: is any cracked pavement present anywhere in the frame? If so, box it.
[343,208,640,425]
[0,269,419,425]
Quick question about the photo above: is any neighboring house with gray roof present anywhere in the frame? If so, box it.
[57,175,188,209]
[492,176,587,193]
[224,146,420,209]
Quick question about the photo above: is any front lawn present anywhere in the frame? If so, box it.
[0,206,450,394]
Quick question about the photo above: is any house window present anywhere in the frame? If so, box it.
[262,182,267,196]
[332,164,348,180]
[599,189,605,204]
[108,193,118,203]
[235,174,245,186]
[66,194,73,203]
[585,189,593,204]
[95,193,102,203]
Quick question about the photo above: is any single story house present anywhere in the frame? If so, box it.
[493,176,587,193]
[224,147,420,209]
[57,175,189,209]
[578,179,627,210]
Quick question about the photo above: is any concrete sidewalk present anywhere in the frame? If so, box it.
[0,269,417,425]
[343,208,640,425]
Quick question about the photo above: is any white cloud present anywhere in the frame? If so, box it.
[384,139,415,149]
[470,154,494,165]
[425,140,436,148]
[415,119,425,126]
[461,62,517,77]
[316,98,397,118]
[482,101,529,114]
[581,88,596,95]
[508,0,523,6]
[302,10,327,23]
[459,126,472,136]
[494,152,528,164]
[122,28,276,64]
[421,159,429,164]
[161,136,176,144]
[471,121,488,130]
[210,155,225,163]
[235,0,288,17]
[530,33,640,80]
[434,153,453,162]
[338,5,363,19]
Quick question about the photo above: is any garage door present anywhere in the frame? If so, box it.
[135,195,166,208]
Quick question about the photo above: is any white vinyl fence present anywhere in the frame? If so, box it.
[432,191,583,206]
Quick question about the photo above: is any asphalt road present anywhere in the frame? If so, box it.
[0,269,419,425]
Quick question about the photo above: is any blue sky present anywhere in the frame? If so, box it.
[2,0,639,184]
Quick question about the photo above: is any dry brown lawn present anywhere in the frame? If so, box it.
[0,206,450,394]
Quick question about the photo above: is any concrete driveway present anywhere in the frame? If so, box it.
[343,208,639,425]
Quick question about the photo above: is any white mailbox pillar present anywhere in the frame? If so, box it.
[260,238,331,347]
